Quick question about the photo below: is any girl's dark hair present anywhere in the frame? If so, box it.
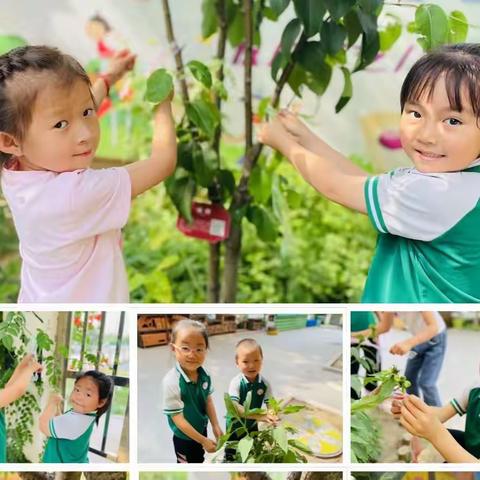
[75,370,114,424]
[89,14,112,32]
[400,43,480,119]
[0,45,92,164]
[171,319,209,348]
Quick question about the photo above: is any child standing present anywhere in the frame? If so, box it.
[40,370,113,463]
[259,43,480,303]
[0,354,42,463]
[225,338,277,462]
[0,45,177,303]
[162,319,223,463]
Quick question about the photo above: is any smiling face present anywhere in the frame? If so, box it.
[171,327,207,374]
[70,376,105,414]
[236,344,263,382]
[400,75,480,173]
[16,76,99,172]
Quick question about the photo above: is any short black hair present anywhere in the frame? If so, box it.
[76,370,114,425]
[400,43,480,118]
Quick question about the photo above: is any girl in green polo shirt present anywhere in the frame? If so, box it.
[162,319,223,463]
[1,354,42,463]
[40,370,113,463]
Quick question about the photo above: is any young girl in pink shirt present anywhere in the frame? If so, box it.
[0,45,177,302]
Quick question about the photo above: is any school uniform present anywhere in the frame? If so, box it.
[363,160,480,302]
[42,409,96,463]
[162,363,213,463]
[225,373,272,461]
[450,382,480,458]
[0,409,6,463]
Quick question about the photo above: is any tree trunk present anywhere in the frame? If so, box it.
[221,33,305,302]
[208,0,228,302]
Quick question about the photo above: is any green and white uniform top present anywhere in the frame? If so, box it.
[363,160,480,303]
[450,381,480,458]
[42,409,96,463]
[162,362,213,441]
[227,373,272,431]
[0,409,6,463]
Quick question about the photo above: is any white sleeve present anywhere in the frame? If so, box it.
[364,168,480,241]
[64,167,131,238]
[162,375,183,416]
[49,412,95,440]
[450,383,475,416]
[228,376,241,402]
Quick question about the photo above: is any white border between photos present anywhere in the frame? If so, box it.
[0,303,479,477]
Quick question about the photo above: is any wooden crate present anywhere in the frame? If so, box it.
[138,331,169,348]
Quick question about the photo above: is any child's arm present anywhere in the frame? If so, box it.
[206,395,223,440]
[91,49,136,106]
[401,395,479,462]
[170,413,217,452]
[125,98,177,198]
[351,312,394,339]
[390,312,440,355]
[39,394,63,437]
[0,356,42,408]
[278,110,366,176]
[259,112,367,213]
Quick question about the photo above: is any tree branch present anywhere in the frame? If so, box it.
[161,0,190,104]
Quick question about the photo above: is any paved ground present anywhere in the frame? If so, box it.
[138,326,343,462]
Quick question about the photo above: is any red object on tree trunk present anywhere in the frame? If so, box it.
[177,202,231,243]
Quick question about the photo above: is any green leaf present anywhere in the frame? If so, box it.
[295,43,332,95]
[187,60,212,88]
[354,11,380,71]
[335,67,353,113]
[165,175,196,223]
[270,0,290,16]
[238,436,254,462]
[283,449,297,462]
[287,64,306,97]
[448,10,468,44]
[281,18,302,58]
[186,99,219,138]
[201,0,218,39]
[324,0,356,21]
[379,14,402,52]
[144,69,173,104]
[217,169,236,197]
[2,335,13,350]
[224,392,239,418]
[177,141,195,172]
[192,144,216,187]
[358,0,383,15]
[414,4,449,51]
[273,425,289,453]
[282,404,305,414]
[228,9,244,47]
[289,438,313,453]
[246,205,278,242]
[293,0,326,38]
[271,51,288,82]
[286,189,302,208]
[320,21,347,56]
[249,164,272,204]
[344,10,363,48]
